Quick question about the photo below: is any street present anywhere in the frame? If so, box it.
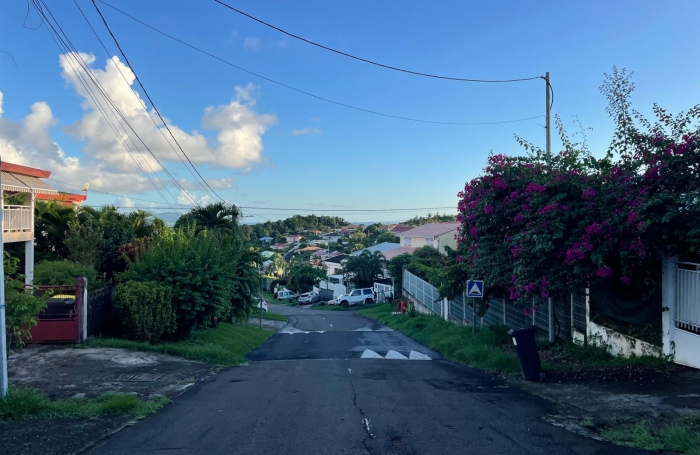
[89,304,645,454]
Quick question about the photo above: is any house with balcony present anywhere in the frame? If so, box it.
[1,162,63,284]
[398,223,460,255]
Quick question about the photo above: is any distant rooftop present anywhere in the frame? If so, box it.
[351,242,401,257]
[401,223,460,237]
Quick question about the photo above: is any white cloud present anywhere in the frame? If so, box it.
[243,37,261,51]
[116,196,136,208]
[177,189,211,206]
[291,127,321,136]
[0,52,277,196]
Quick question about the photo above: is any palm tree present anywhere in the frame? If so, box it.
[343,250,386,288]
[175,202,240,233]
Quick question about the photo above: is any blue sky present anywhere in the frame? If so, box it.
[1,0,698,223]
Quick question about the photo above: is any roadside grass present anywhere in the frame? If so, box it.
[89,323,272,366]
[601,417,700,455]
[0,386,169,421]
[357,304,521,374]
[254,311,287,322]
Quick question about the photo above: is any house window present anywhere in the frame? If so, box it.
[404,237,412,247]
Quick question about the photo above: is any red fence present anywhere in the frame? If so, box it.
[29,278,87,344]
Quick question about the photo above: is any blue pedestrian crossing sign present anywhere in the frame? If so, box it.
[467,280,484,298]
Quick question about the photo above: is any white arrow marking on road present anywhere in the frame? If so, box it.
[384,350,408,360]
[361,350,384,359]
[409,351,432,360]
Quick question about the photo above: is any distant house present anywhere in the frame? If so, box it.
[308,239,328,247]
[297,246,322,253]
[270,243,288,250]
[350,242,401,258]
[259,236,274,243]
[261,251,275,259]
[398,223,460,254]
[312,249,337,261]
[322,233,341,243]
[389,224,413,234]
[322,254,349,276]
[286,234,303,244]
[315,253,351,298]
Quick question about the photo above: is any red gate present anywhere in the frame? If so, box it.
[29,282,84,344]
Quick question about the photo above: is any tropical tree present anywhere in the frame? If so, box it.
[175,202,240,233]
[34,201,78,262]
[343,250,386,288]
[288,263,326,293]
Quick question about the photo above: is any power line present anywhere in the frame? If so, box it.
[240,206,456,212]
[75,0,219,205]
[97,1,544,127]
[31,0,182,209]
[47,178,173,206]
[91,0,225,204]
[213,0,544,84]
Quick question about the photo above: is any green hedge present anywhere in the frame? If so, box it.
[114,281,176,342]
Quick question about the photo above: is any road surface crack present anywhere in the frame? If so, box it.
[350,377,375,454]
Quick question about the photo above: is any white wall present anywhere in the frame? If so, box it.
[587,321,662,358]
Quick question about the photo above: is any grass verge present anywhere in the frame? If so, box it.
[90,323,272,366]
[0,386,169,421]
[313,303,381,311]
[254,311,287,322]
[357,304,521,374]
[601,417,700,455]
[540,338,669,372]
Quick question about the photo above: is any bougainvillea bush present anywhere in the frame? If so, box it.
[446,68,700,307]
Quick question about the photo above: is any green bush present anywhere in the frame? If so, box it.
[120,227,256,336]
[4,253,47,347]
[114,281,176,342]
[34,260,98,289]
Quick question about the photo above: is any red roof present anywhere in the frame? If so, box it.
[389,224,413,234]
[35,192,87,206]
[0,162,51,178]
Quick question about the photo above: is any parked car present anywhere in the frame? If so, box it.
[335,288,375,306]
[255,299,268,312]
[277,290,299,301]
[298,292,320,304]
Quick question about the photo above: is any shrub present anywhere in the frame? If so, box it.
[4,253,47,347]
[34,260,98,289]
[114,281,175,342]
[120,227,257,336]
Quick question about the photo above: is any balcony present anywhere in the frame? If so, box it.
[3,205,33,243]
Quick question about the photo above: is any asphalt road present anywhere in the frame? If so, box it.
[89,304,646,455]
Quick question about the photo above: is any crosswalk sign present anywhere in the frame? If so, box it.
[467,280,484,298]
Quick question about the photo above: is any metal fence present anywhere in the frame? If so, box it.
[677,262,700,333]
[404,269,584,340]
[87,284,116,337]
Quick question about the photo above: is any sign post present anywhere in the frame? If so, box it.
[467,280,484,335]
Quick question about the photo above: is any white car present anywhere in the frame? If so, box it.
[256,300,268,312]
[277,290,299,301]
[298,292,320,304]
[335,288,376,306]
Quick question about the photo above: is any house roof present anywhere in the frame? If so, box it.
[324,254,349,264]
[261,251,275,258]
[1,169,58,194]
[311,250,329,257]
[34,192,86,205]
[400,223,460,237]
[383,246,417,260]
[298,246,322,252]
[351,242,400,257]
[389,224,413,234]
[259,236,274,240]
[287,234,302,239]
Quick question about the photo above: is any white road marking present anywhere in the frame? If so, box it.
[348,368,352,374]
[361,350,384,359]
[362,417,373,438]
[384,350,408,360]
[408,351,432,360]
[279,327,326,334]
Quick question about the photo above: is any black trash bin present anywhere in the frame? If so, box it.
[508,326,545,381]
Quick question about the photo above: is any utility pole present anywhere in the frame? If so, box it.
[259,272,263,329]
[545,72,556,344]
[1,144,8,399]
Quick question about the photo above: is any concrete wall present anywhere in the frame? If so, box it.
[587,321,662,358]
[436,231,458,254]
[673,329,700,368]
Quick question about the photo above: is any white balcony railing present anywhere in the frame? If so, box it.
[3,205,33,233]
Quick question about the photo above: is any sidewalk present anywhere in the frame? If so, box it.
[509,364,700,444]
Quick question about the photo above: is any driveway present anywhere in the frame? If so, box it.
[88,303,647,454]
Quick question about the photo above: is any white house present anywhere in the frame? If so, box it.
[1,162,61,285]
[261,250,275,259]
[286,234,303,244]
[322,233,341,243]
[398,223,460,254]
[259,236,274,243]
[315,254,350,298]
